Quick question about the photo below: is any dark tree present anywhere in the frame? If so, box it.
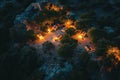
[58,43,74,58]
[42,41,55,53]
[65,28,76,36]
[0,46,41,80]
[87,27,105,43]
[60,34,78,48]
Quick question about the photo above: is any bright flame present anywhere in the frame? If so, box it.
[47,26,57,33]
[52,35,62,42]
[78,35,83,39]
[107,47,120,61]
[53,37,59,42]
[72,31,86,40]
[47,28,52,33]
[64,19,76,29]
[37,34,44,40]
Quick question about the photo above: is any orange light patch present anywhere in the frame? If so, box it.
[72,31,86,40]
[64,19,76,29]
[53,36,59,42]
[107,47,120,61]
[45,3,62,11]
[47,26,57,33]
[37,34,44,40]
[51,5,61,11]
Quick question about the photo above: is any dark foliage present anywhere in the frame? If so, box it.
[0,46,41,80]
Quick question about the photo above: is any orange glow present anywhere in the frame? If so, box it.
[52,35,62,42]
[53,37,59,42]
[42,20,53,26]
[64,19,76,29]
[37,34,44,40]
[72,31,86,40]
[47,28,52,33]
[107,47,120,61]
[69,25,76,29]
[78,35,83,39]
[45,4,62,11]
[47,26,57,33]
[51,5,61,11]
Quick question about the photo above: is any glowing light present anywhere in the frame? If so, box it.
[72,31,86,40]
[47,26,57,33]
[64,19,76,29]
[69,25,76,29]
[47,28,52,33]
[53,37,59,42]
[78,35,83,39]
[107,47,120,61]
[45,3,62,11]
[52,35,62,42]
[51,5,61,11]
[37,34,44,40]
[65,19,72,26]
[84,46,90,51]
